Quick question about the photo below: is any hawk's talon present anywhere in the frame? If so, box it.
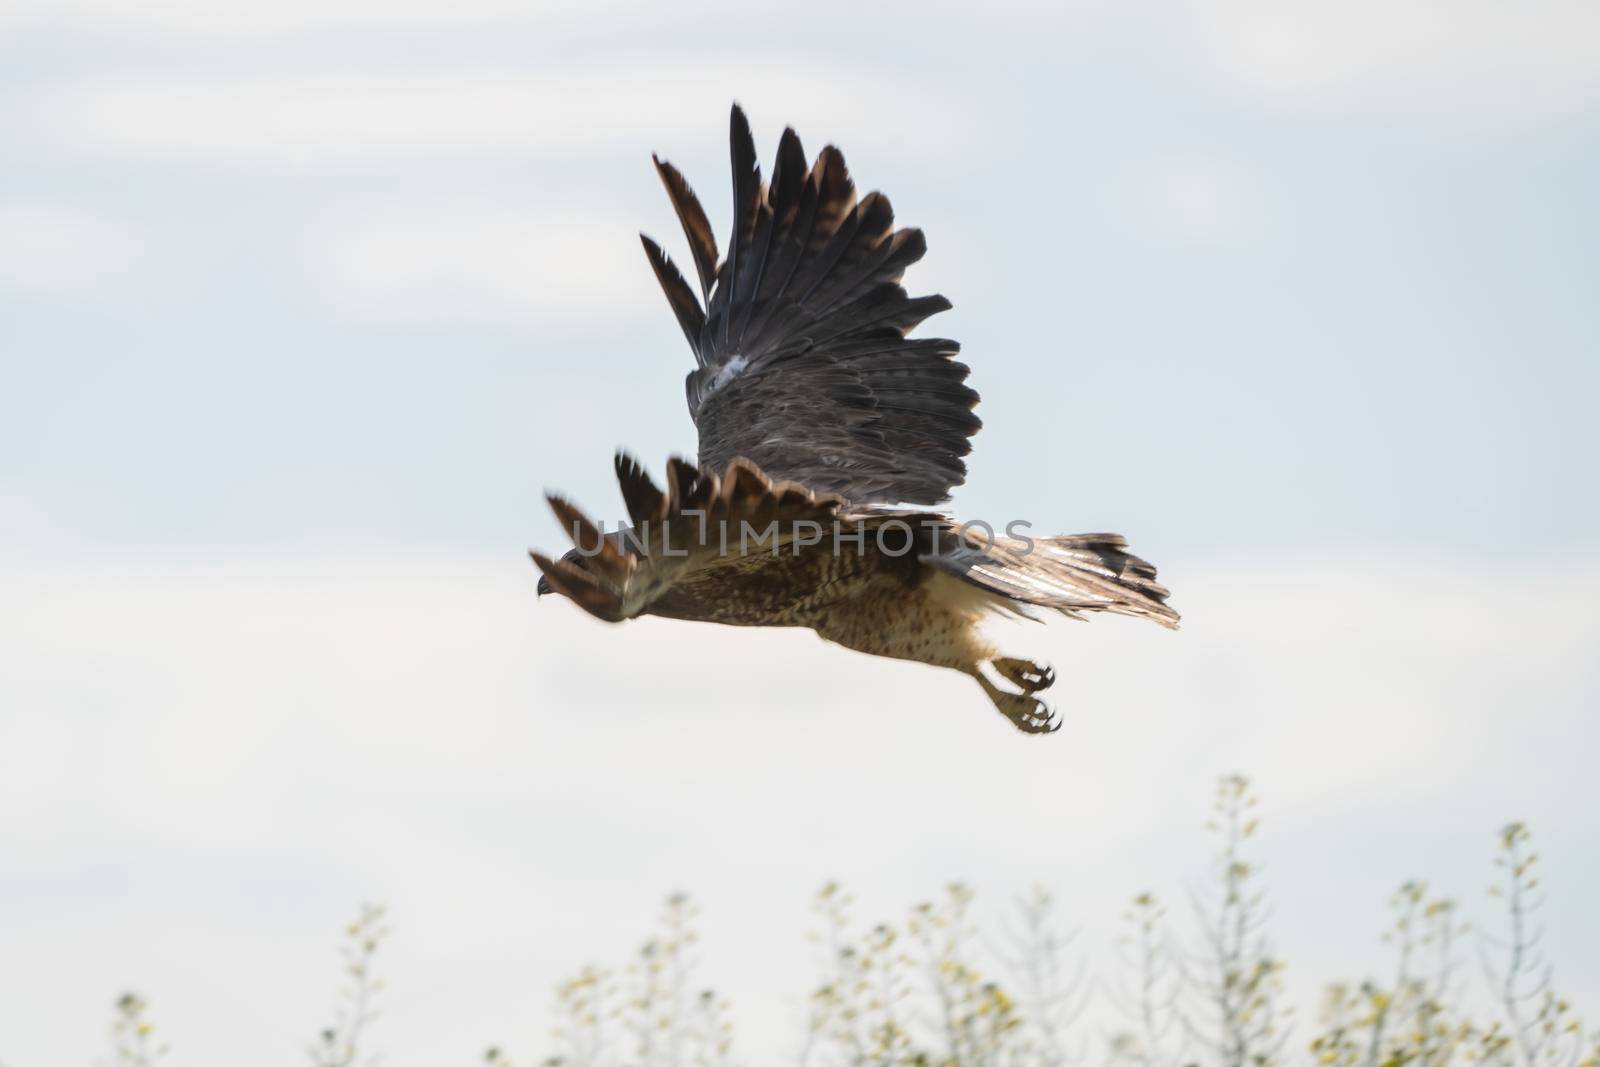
[992,657,1057,693]
[974,669,1060,735]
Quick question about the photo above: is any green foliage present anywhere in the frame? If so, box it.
[100,779,1600,1067]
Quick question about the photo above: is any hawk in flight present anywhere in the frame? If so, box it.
[533,105,1177,733]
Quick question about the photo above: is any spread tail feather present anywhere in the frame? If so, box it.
[926,531,1180,629]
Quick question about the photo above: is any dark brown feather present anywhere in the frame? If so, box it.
[711,104,763,354]
[644,105,979,506]
[639,235,705,360]
[614,451,667,527]
[651,154,718,302]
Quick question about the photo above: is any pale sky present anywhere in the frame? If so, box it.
[2,1,1598,1064]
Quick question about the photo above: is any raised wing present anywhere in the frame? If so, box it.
[640,104,980,507]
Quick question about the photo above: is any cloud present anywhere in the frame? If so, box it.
[0,203,142,298]
[303,202,658,328]
[10,1,1597,132]
[1185,0,1600,123]
[1103,151,1278,251]
[16,65,975,169]
[3,0,724,35]
[2,0,1099,37]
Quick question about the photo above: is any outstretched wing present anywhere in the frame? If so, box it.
[531,454,846,623]
[640,104,980,507]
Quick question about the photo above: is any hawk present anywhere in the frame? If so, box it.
[533,104,1178,733]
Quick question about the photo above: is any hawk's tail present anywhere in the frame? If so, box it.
[928,531,1180,629]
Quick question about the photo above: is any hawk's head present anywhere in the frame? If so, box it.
[534,545,591,597]
[528,504,632,622]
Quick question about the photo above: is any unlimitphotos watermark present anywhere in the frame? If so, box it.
[560,517,1039,559]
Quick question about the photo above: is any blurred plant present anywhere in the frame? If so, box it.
[1309,881,1469,1067]
[996,886,1089,1066]
[94,778,1600,1067]
[800,880,1049,1065]
[803,880,915,1065]
[1183,774,1289,1067]
[545,963,613,1067]
[309,901,389,1067]
[1476,823,1592,1067]
[108,991,168,1067]
[1108,893,1185,1067]
[539,892,734,1067]
[906,881,1025,1065]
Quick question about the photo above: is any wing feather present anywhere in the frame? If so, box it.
[532,455,848,623]
[643,106,976,506]
[639,235,706,359]
[651,154,718,303]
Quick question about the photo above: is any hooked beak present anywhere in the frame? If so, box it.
[531,551,553,596]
